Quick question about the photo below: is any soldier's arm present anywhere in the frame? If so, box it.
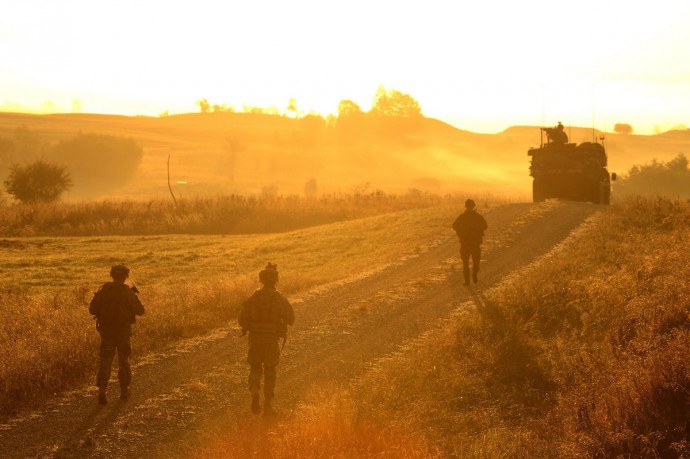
[282,296,295,326]
[238,297,252,330]
[130,291,145,316]
[88,290,102,316]
[452,216,462,233]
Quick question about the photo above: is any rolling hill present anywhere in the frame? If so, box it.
[0,111,687,200]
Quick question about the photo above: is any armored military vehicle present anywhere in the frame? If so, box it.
[528,123,615,204]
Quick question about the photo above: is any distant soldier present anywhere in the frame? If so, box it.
[452,199,488,285]
[238,263,294,415]
[89,264,145,404]
[543,121,568,144]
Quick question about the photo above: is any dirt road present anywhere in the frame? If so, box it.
[0,202,598,458]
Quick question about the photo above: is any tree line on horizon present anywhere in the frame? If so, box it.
[194,85,423,121]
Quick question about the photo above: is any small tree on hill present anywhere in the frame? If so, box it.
[614,123,633,135]
[370,86,422,117]
[196,98,211,113]
[4,160,72,203]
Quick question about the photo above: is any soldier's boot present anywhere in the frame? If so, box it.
[472,273,478,284]
[98,387,108,405]
[251,392,261,414]
[263,398,276,416]
[120,386,131,400]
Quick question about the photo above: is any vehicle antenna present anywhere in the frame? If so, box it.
[592,82,596,143]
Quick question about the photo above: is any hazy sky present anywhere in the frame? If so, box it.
[2,0,689,134]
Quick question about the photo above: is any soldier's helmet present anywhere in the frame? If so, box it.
[259,262,279,285]
[110,264,130,278]
[465,199,476,209]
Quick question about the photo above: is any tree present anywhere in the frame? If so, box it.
[335,99,366,138]
[337,99,363,119]
[196,98,211,113]
[304,178,318,197]
[370,86,422,117]
[224,134,246,183]
[286,98,299,119]
[4,160,72,203]
[614,123,633,135]
[618,153,690,197]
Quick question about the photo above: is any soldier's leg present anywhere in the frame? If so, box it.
[247,341,264,413]
[116,335,133,398]
[263,365,277,400]
[97,335,116,388]
[262,342,280,415]
[471,246,481,283]
[460,245,471,284]
[248,364,263,394]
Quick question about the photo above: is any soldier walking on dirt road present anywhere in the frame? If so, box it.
[452,199,488,286]
[89,264,145,404]
[238,263,295,415]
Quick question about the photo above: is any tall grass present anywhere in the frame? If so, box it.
[0,201,464,418]
[0,277,250,417]
[338,196,689,458]
[195,385,441,459]
[0,192,452,237]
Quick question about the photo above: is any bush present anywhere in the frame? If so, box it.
[616,153,690,198]
[3,160,72,203]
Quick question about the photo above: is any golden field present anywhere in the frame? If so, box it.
[1,194,687,458]
[196,197,689,458]
[0,200,465,416]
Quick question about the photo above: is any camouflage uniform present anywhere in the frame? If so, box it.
[452,199,488,285]
[89,265,144,403]
[238,263,294,414]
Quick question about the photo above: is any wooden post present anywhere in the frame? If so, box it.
[167,154,178,208]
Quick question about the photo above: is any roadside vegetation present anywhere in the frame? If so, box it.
[0,192,453,237]
[3,195,687,457]
[616,153,690,198]
[0,201,467,417]
[198,196,689,458]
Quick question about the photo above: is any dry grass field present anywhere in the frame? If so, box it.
[193,196,689,458]
[0,201,468,416]
[1,196,687,458]
[0,192,450,237]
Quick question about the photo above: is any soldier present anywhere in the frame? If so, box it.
[89,264,145,404]
[543,121,568,144]
[238,263,295,415]
[452,199,488,286]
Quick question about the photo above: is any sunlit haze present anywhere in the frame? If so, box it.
[2,0,689,134]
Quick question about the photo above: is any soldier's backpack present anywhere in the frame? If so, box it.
[92,283,135,329]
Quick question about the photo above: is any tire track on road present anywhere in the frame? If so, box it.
[0,202,597,458]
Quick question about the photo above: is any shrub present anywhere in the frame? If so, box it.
[3,160,72,203]
[617,153,690,198]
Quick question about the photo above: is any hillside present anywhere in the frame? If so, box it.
[0,112,687,200]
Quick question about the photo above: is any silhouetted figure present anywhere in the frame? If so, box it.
[542,121,568,144]
[238,263,295,415]
[452,199,488,285]
[89,264,144,404]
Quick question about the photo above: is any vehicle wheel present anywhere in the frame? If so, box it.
[533,180,545,202]
[591,189,600,204]
[602,188,610,205]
